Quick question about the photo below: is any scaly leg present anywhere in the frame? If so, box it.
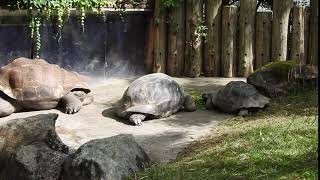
[0,96,16,118]
[60,93,83,114]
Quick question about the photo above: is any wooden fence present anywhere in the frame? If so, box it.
[145,0,318,78]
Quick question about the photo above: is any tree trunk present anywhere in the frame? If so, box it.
[221,6,238,78]
[290,5,306,64]
[271,0,294,61]
[255,11,272,69]
[238,0,256,77]
[184,0,203,78]
[152,0,167,73]
[167,1,186,76]
[310,0,318,65]
[204,0,222,77]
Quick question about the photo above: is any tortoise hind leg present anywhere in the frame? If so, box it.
[0,97,16,118]
[238,109,249,117]
[60,93,83,114]
[81,93,94,106]
[71,91,94,106]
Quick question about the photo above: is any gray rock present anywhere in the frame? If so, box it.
[247,62,318,97]
[61,134,150,180]
[2,142,68,180]
[288,64,318,84]
[0,113,69,179]
[203,81,270,115]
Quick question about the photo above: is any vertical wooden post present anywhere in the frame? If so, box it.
[152,0,167,73]
[271,0,294,61]
[290,5,306,64]
[145,13,155,73]
[304,7,310,64]
[221,6,238,78]
[255,11,272,69]
[184,0,203,78]
[310,0,318,65]
[204,0,222,77]
[167,1,186,77]
[238,0,256,77]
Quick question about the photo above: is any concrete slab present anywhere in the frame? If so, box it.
[0,77,245,162]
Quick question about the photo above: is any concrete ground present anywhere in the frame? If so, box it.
[0,77,245,162]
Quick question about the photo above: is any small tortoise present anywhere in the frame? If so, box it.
[202,81,270,116]
[116,73,196,125]
[0,57,93,117]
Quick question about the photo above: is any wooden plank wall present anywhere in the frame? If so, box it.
[149,0,317,77]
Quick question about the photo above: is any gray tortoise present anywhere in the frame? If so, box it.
[202,81,270,116]
[116,73,196,125]
[0,57,93,118]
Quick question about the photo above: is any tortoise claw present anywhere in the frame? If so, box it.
[129,114,146,126]
[64,103,82,114]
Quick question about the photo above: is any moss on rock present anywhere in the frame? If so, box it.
[252,60,297,81]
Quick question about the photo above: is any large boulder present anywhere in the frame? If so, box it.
[247,61,318,97]
[61,134,150,180]
[0,113,69,180]
[4,142,68,180]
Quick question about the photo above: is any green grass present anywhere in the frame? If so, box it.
[187,90,206,110]
[130,88,318,180]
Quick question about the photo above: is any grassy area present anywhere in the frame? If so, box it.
[131,88,318,180]
[187,90,206,110]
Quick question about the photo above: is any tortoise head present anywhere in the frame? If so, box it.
[202,90,219,106]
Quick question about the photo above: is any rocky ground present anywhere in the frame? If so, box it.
[0,77,245,163]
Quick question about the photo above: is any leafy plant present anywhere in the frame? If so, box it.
[195,24,208,42]
[160,0,181,8]
[0,0,121,58]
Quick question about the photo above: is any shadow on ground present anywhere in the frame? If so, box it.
[1,77,244,162]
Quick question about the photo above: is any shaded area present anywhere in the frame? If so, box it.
[102,107,132,125]
[1,77,243,163]
[0,16,31,66]
[135,131,188,162]
[40,13,148,78]
[0,13,148,79]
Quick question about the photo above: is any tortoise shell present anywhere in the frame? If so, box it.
[117,73,185,118]
[213,81,270,113]
[0,57,90,102]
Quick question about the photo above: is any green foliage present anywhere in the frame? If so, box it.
[1,0,118,58]
[160,0,181,8]
[187,90,206,110]
[130,88,318,179]
[195,24,208,42]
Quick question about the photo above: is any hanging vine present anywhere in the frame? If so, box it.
[0,0,125,58]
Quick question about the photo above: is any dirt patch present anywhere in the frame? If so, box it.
[0,77,245,162]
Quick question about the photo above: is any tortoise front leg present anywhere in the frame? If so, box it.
[0,96,16,118]
[129,114,146,126]
[60,93,83,114]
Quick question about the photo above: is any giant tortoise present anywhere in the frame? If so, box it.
[0,57,93,117]
[202,81,270,116]
[116,73,196,125]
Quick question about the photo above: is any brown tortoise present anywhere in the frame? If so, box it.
[0,57,94,118]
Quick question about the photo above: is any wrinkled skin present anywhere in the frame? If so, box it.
[0,91,93,118]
